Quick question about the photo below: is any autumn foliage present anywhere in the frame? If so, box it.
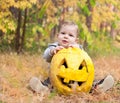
[0,0,120,53]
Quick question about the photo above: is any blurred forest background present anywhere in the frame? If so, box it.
[0,0,120,103]
[0,0,120,56]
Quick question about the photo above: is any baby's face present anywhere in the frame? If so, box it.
[57,25,78,48]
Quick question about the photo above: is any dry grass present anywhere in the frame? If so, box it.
[0,53,120,103]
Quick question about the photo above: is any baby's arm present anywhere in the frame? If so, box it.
[43,46,55,62]
[43,45,64,62]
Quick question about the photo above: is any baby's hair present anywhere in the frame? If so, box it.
[61,20,79,36]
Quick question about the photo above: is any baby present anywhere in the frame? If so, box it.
[29,21,114,93]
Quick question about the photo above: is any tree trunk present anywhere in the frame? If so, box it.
[21,8,27,52]
[110,26,116,40]
[0,30,4,37]
[15,9,22,53]
[59,0,65,28]
[50,26,57,41]
[86,0,93,32]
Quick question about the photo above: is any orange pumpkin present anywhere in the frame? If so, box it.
[50,47,94,95]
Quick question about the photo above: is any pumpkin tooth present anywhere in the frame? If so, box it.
[64,78,70,83]
[70,81,79,90]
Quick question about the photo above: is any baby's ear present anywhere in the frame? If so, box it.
[54,33,59,40]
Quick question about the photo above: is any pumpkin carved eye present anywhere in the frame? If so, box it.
[79,60,86,69]
[62,59,68,68]
[79,60,88,72]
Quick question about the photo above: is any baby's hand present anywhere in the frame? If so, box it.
[50,46,64,55]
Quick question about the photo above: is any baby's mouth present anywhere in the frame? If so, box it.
[62,40,68,44]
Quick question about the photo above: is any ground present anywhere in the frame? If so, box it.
[0,53,120,103]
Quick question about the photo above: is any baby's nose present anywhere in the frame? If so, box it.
[64,34,68,38]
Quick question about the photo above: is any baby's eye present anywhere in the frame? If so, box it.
[61,32,65,34]
[69,34,74,37]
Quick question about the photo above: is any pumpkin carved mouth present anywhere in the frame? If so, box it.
[57,59,89,90]
[59,77,85,89]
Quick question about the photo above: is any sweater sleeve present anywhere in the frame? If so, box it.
[43,42,58,62]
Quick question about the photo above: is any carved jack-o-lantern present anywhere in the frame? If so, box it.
[50,48,94,95]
